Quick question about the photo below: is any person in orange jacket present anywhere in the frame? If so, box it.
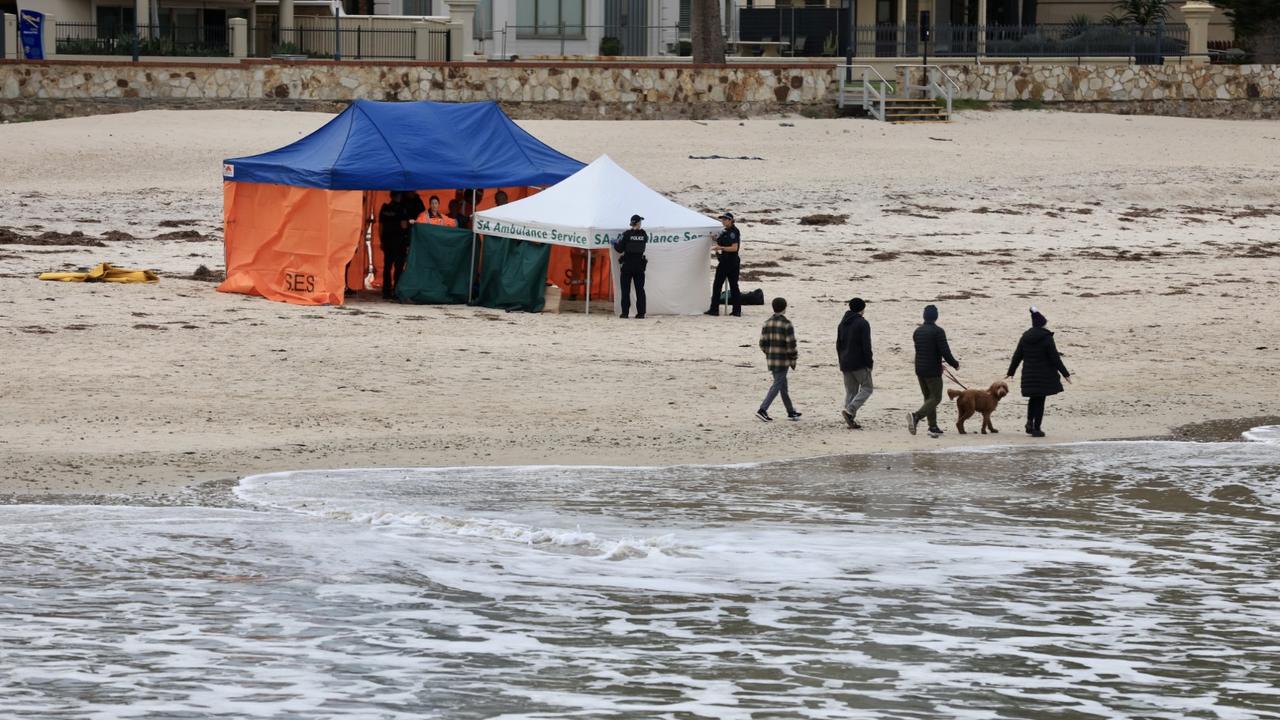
[418,195,457,227]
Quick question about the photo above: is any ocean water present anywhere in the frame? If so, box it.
[2,432,1279,719]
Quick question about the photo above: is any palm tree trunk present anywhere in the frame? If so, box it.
[691,0,726,64]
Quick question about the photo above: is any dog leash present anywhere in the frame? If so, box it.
[943,367,969,390]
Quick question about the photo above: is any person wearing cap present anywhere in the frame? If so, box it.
[1006,306,1072,438]
[705,212,742,317]
[613,214,648,319]
[836,297,873,429]
[908,304,960,438]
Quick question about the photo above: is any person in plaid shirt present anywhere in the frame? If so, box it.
[757,297,802,422]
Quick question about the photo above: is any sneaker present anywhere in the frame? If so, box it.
[704,310,719,316]
[787,411,802,421]
[756,409,772,422]
[907,412,919,435]
[850,420,863,430]
[1030,430,1046,438]
[635,314,645,319]
[730,311,742,317]
[620,313,629,319]
[841,410,857,429]
[928,426,944,435]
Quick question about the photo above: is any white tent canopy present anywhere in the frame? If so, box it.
[473,155,719,316]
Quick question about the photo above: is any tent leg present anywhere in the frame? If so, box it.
[468,189,477,305]
[585,247,592,316]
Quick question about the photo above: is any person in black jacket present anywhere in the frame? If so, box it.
[378,191,414,300]
[836,297,872,429]
[613,214,648,319]
[909,304,960,437]
[1006,306,1072,438]
[705,212,742,317]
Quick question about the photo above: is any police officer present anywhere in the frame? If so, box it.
[706,211,742,317]
[614,213,648,319]
[378,191,414,300]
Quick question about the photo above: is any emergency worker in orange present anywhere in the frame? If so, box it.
[418,195,458,227]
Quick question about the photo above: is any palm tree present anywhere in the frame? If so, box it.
[1102,0,1169,28]
[691,0,726,64]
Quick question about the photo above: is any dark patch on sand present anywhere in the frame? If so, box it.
[190,265,226,283]
[0,228,107,247]
[799,214,849,226]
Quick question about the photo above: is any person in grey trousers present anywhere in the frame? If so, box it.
[835,297,872,429]
[909,304,960,438]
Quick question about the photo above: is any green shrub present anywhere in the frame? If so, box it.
[599,36,622,56]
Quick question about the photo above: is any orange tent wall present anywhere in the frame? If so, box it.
[219,182,364,305]
[547,247,614,302]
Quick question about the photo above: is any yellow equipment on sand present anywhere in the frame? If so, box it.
[39,263,160,284]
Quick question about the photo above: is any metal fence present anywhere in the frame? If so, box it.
[490,23,681,58]
[269,24,421,60]
[844,23,1188,62]
[933,23,1189,61]
[737,7,850,57]
[57,22,229,57]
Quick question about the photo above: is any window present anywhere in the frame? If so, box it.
[517,0,584,38]
[96,5,135,36]
[402,0,432,15]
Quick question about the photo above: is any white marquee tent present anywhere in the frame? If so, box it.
[473,155,720,315]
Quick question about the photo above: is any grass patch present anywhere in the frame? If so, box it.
[951,98,991,111]
[1010,99,1045,111]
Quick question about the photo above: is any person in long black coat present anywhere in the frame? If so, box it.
[1006,306,1072,437]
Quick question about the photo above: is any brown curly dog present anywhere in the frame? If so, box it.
[947,381,1009,435]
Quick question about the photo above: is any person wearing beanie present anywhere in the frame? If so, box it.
[835,297,873,429]
[908,304,960,438]
[1006,306,1072,437]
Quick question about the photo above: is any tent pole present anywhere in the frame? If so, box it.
[585,245,592,316]
[468,189,477,304]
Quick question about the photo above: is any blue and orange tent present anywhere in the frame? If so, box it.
[219,99,584,305]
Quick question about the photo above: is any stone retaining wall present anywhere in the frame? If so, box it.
[936,63,1280,103]
[0,61,835,121]
[2,60,1279,121]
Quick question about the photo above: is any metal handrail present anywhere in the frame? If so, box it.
[895,64,960,117]
[835,63,896,122]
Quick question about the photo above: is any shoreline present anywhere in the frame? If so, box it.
[4,415,1275,510]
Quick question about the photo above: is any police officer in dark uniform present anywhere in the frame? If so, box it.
[706,211,742,317]
[378,191,414,300]
[614,213,648,319]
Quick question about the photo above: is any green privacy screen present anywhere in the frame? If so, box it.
[396,224,475,305]
[477,236,550,312]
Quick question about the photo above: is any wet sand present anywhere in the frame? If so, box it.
[1,109,1279,500]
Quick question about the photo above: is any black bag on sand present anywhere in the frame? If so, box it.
[720,288,765,305]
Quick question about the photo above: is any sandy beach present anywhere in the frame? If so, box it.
[2,108,1279,500]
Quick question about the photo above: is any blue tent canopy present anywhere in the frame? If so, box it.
[223,99,585,191]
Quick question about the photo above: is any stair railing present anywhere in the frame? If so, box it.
[894,64,961,117]
[835,64,896,122]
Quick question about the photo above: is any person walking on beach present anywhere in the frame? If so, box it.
[836,297,873,429]
[1006,306,1072,438]
[706,212,742,317]
[757,297,801,422]
[613,214,648,319]
[908,304,960,438]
